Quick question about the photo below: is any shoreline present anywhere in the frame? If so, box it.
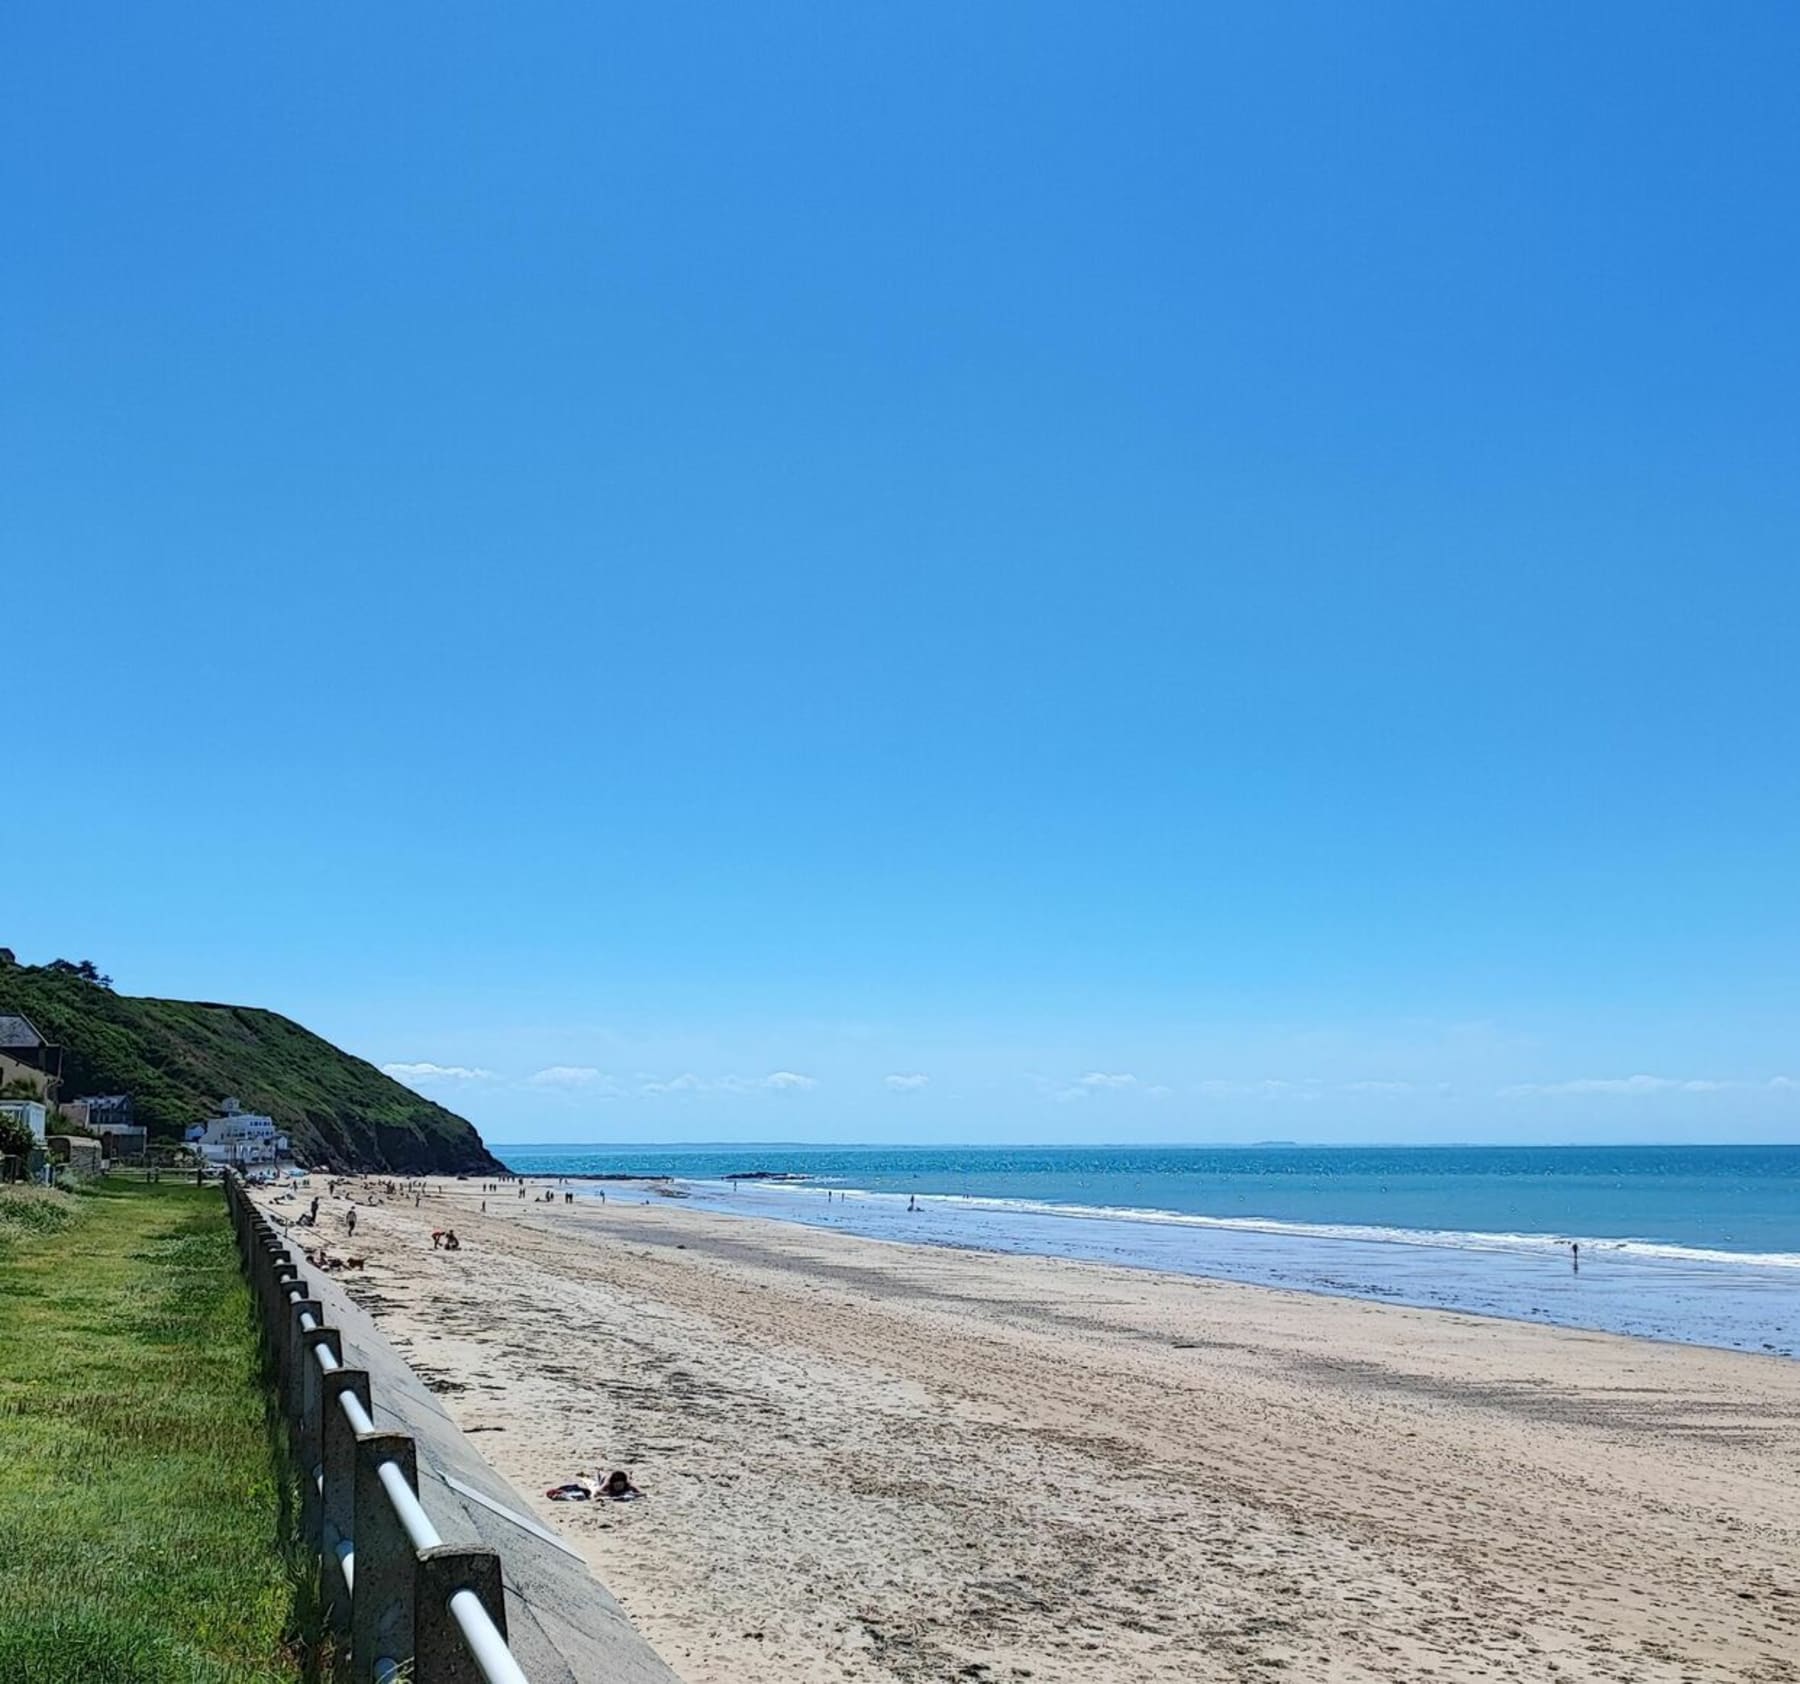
[666,1182,1800,1363]
[258,1176,1800,1684]
[543,1173,1800,1359]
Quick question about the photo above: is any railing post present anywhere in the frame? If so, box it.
[321,1368,371,1641]
[270,1262,301,1375]
[300,1325,341,1471]
[352,1432,418,1679]
[256,1237,287,1334]
[285,1297,323,1423]
[416,1546,508,1684]
[250,1239,277,1344]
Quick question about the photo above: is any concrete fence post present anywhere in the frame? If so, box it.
[270,1262,301,1371]
[298,1325,343,1554]
[415,1546,508,1684]
[352,1431,419,1680]
[257,1233,282,1290]
[299,1325,341,1464]
[250,1240,277,1340]
[254,1236,284,1327]
[320,1367,372,1639]
[273,1259,300,1310]
[284,1297,323,1422]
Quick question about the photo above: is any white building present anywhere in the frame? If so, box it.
[186,1097,289,1167]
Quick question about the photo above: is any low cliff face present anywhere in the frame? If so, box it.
[0,961,503,1176]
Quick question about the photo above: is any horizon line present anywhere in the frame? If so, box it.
[483,1137,1799,1151]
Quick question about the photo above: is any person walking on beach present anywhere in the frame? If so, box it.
[346,1206,357,1237]
[1571,1242,1580,1271]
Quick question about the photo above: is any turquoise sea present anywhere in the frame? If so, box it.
[495,1143,1800,1357]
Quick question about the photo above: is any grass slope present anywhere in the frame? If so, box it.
[0,963,500,1174]
[0,1181,313,1683]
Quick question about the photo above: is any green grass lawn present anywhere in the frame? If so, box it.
[0,1180,313,1683]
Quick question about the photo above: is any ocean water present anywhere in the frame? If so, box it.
[495,1143,1800,1357]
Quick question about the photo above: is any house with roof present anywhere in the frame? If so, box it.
[0,1014,62,1104]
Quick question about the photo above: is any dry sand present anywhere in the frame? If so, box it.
[263,1179,1800,1684]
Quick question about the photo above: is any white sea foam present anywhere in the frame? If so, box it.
[699,1179,1800,1272]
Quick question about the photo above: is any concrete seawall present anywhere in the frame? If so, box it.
[295,1242,680,1684]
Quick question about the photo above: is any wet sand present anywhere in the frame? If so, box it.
[261,1179,1800,1684]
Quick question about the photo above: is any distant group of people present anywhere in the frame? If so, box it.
[274,1164,646,1271]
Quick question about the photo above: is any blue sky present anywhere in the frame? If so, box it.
[6,4,1798,1144]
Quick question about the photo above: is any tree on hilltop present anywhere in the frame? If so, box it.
[46,959,113,990]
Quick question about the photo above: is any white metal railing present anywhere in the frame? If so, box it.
[224,1172,533,1684]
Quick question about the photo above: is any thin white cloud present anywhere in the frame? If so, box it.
[1195,1078,1321,1099]
[1501,1075,1798,1098]
[762,1071,817,1091]
[885,1073,930,1093]
[1188,1078,1428,1101]
[382,1062,494,1083]
[1048,1071,1154,1102]
[637,1071,818,1096]
[527,1066,607,1087]
[639,1073,706,1095]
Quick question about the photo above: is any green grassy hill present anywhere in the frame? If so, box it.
[0,961,502,1175]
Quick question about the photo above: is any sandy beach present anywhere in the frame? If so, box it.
[261,1179,1800,1684]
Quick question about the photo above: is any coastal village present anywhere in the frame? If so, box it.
[1,1007,290,1183]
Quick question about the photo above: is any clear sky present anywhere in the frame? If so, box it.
[7,5,1798,1145]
